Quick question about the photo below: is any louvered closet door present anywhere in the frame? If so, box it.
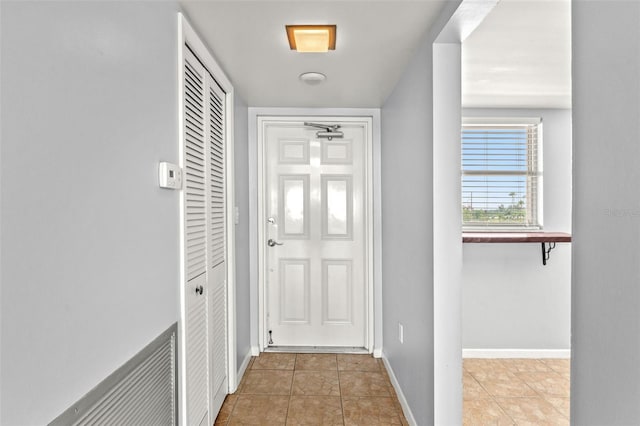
[183,47,210,426]
[206,73,227,416]
[182,45,230,426]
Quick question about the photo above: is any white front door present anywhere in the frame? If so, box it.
[263,119,370,347]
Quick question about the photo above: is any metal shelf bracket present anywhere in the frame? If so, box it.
[541,242,557,266]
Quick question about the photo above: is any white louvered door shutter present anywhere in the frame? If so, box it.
[206,73,228,415]
[183,47,210,426]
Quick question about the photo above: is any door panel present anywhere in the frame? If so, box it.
[183,47,210,426]
[323,260,353,324]
[185,275,208,425]
[206,73,227,416]
[182,46,227,424]
[265,122,367,347]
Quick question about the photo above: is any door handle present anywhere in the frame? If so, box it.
[267,239,283,247]
[195,285,204,295]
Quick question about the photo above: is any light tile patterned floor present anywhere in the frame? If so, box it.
[215,353,409,425]
[463,358,571,425]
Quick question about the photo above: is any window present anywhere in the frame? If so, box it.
[461,118,542,229]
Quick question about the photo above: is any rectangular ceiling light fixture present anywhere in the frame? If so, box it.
[286,25,336,52]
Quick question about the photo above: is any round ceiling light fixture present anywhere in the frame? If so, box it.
[299,72,326,85]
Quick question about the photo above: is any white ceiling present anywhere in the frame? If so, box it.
[180,0,572,109]
[463,0,571,109]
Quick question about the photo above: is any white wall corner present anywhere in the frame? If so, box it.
[381,353,417,426]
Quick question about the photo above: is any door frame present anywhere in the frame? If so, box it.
[177,13,236,424]
[253,113,379,354]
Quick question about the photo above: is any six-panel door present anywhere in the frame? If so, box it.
[265,121,367,347]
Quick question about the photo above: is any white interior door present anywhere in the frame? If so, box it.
[264,120,368,347]
[181,46,227,426]
[205,72,228,417]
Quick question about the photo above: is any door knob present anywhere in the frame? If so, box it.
[195,285,204,295]
[267,239,283,247]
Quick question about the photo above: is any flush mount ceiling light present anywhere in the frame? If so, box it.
[286,25,336,52]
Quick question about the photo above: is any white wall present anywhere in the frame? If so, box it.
[572,1,640,423]
[462,108,572,353]
[0,2,180,423]
[233,94,252,370]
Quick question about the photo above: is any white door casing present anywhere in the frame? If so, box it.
[259,118,373,348]
[178,14,236,426]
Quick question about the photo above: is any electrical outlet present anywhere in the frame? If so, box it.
[398,323,404,344]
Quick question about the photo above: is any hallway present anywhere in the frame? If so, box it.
[215,353,409,425]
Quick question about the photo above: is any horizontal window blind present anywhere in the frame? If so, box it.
[461,122,541,228]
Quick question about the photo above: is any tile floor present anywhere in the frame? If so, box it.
[214,352,409,425]
[463,358,571,425]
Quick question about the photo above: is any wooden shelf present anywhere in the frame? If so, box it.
[462,232,571,244]
[462,231,572,265]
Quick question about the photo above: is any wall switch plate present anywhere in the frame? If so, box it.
[158,162,182,189]
[399,323,404,344]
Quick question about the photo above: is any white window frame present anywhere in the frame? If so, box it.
[461,117,543,231]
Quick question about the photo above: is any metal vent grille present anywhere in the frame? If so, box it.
[50,324,177,426]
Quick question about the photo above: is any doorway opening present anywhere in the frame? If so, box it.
[458,0,572,423]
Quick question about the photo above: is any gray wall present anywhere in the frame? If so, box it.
[0,2,180,424]
[233,94,251,370]
[462,108,572,351]
[572,1,640,423]
[380,3,463,423]
[381,31,434,423]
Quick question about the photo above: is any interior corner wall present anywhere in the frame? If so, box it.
[0,1,180,424]
[572,1,640,423]
[233,93,252,371]
[380,25,436,426]
[462,108,572,352]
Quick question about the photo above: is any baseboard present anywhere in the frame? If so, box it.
[373,348,382,358]
[462,348,571,359]
[381,353,417,426]
[233,350,253,393]
[251,345,260,356]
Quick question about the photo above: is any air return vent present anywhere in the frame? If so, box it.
[50,324,177,426]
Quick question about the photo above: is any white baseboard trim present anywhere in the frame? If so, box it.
[251,345,260,356]
[462,349,571,359]
[232,350,254,393]
[373,348,382,358]
[381,353,417,426]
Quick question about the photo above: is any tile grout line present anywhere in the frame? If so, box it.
[465,359,571,425]
[515,369,571,421]
[337,357,347,426]
[464,362,519,425]
[284,353,296,425]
